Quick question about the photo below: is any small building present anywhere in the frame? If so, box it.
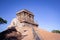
[0,9,60,40]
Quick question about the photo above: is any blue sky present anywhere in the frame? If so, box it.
[0,0,60,32]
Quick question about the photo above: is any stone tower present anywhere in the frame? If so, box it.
[16,9,38,27]
[15,9,40,40]
[1,9,60,40]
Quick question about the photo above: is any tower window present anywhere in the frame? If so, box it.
[24,12,27,16]
[29,14,31,18]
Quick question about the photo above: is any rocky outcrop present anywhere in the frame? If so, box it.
[0,26,60,40]
[1,9,60,40]
[0,27,22,40]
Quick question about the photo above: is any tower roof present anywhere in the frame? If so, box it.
[16,9,34,16]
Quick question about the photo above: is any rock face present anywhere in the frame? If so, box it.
[0,9,60,40]
[0,27,22,40]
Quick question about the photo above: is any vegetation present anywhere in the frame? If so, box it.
[0,17,7,24]
[52,30,60,33]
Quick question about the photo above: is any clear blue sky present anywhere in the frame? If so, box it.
[0,0,60,32]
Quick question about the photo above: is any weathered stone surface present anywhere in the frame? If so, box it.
[0,27,22,40]
[0,26,60,40]
[1,9,60,40]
